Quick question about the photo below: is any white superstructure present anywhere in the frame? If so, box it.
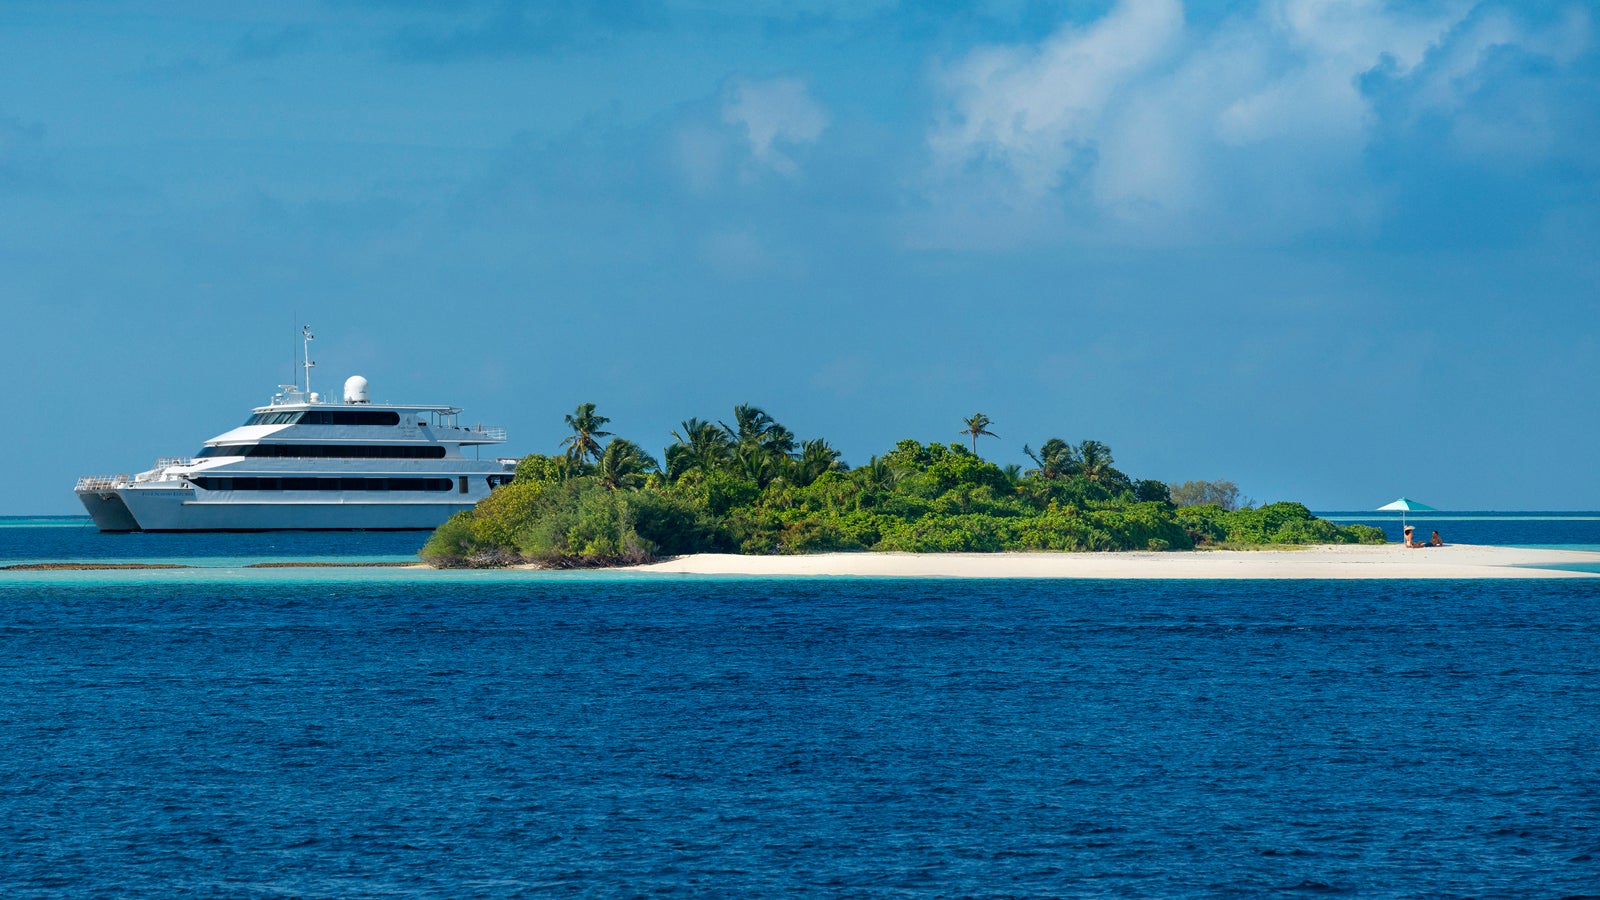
[76,371,515,532]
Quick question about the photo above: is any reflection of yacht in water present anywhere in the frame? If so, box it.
[75,329,515,532]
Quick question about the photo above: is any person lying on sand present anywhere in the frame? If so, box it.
[1404,526,1426,548]
[1430,531,1444,547]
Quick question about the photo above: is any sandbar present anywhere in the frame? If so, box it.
[618,544,1600,579]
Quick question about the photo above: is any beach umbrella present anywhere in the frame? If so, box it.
[1377,497,1437,531]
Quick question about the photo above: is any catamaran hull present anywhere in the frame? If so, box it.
[77,490,143,533]
[80,488,476,532]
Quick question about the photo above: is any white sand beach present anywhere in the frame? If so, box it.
[622,544,1600,579]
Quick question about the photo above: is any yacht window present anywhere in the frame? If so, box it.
[197,445,445,459]
[191,476,455,492]
[244,411,305,426]
[298,410,402,426]
[243,409,401,426]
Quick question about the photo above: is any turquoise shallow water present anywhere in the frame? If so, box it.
[1320,510,1600,548]
[8,514,1600,580]
[0,517,424,570]
[11,513,1600,567]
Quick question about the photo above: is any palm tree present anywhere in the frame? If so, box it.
[1023,438,1078,480]
[763,424,796,458]
[960,413,998,454]
[858,455,905,492]
[1075,440,1114,483]
[792,438,844,487]
[721,404,796,457]
[666,417,731,481]
[663,443,692,483]
[732,443,776,488]
[561,403,612,467]
[721,404,770,444]
[594,439,659,490]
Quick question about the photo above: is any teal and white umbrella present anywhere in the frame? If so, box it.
[1377,497,1437,531]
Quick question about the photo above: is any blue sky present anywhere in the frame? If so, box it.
[4,0,1597,513]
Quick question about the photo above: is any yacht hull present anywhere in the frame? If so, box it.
[77,490,143,533]
[112,489,476,532]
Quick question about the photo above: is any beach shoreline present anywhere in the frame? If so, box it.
[589,544,1600,579]
[6,544,1598,579]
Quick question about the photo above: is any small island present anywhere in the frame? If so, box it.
[422,404,1383,568]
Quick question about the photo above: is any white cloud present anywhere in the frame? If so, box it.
[1400,4,1593,165]
[722,78,830,178]
[925,0,1592,242]
[931,0,1185,198]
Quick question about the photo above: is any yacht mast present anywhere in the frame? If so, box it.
[301,325,316,397]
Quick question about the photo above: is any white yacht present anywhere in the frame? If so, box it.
[76,347,516,531]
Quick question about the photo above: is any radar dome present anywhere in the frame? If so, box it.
[343,375,370,404]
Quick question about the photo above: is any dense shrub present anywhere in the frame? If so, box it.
[1176,501,1384,546]
[631,491,726,556]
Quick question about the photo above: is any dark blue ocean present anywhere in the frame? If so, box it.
[3,515,1600,897]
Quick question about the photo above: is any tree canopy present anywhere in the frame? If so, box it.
[422,403,1383,567]
[1170,479,1246,511]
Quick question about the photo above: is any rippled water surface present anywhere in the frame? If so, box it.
[4,577,1600,898]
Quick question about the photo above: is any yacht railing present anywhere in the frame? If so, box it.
[77,458,194,491]
[461,425,507,441]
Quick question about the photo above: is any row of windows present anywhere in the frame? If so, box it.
[244,410,403,427]
[197,444,447,460]
[191,477,456,492]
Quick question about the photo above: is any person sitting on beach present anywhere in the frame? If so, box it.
[1404,526,1425,548]
[1430,531,1443,547]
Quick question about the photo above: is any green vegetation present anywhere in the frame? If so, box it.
[422,406,1386,567]
[1170,478,1246,511]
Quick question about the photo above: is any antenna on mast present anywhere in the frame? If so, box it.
[302,325,316,398]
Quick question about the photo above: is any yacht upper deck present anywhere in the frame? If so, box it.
[245,381,506,444]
